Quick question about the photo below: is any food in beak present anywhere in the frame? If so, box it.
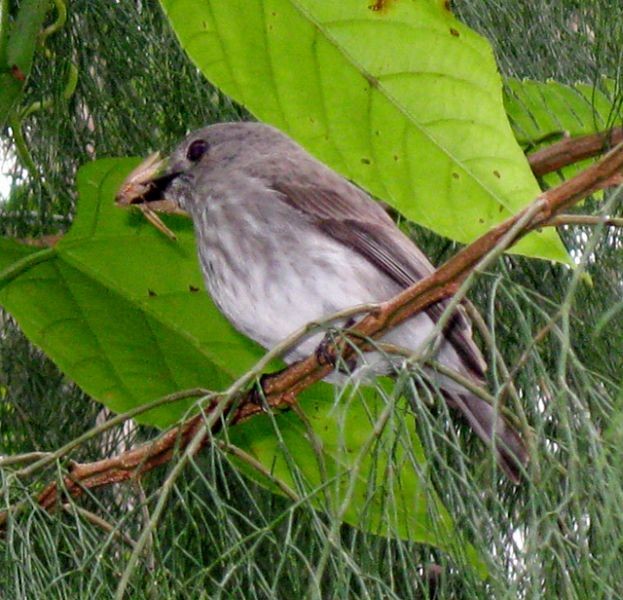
[116,152,187,240]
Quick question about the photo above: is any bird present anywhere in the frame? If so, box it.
[116,121,528,482]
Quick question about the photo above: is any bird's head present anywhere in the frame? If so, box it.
[116,122,292,224]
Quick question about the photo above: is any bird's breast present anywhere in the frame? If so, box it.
[189,190,459,376]
[191,193,393,357]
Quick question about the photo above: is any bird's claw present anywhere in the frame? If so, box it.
[315,336,336,366]
[315,320,358,375]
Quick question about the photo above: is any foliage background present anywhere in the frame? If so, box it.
[0,1,622,598]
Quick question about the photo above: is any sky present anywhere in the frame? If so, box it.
[0,174,10,199]
[0,151,14,202]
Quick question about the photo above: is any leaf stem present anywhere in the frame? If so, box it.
[21,62,79,119]
[8,110,60,204]
[0,246,55,291]
[0,0,9,67]
[39,0,66,49]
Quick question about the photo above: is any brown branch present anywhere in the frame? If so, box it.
[528,126,623,176]
[8,140,623,521]
[546,214,623,228]
[62,504,137,549]
[36,407,208,511]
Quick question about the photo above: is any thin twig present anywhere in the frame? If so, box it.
[0,451,53,468]
[62,503,137,550]
[115,412,214,599]
[216,440,299,501]
[546,214,623,228]
[528,126,623,176]
[14,388,210,480]
[498,315,561,403]
[0,388,211,527]
[134,480,155,575]
[307,391,396,596]
[465,294,535,464]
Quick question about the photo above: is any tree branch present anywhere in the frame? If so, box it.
[545,214,623,228]
[528,126,623,176]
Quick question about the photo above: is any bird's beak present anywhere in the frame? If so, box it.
[116,152,188,215]
[116,152,188,240]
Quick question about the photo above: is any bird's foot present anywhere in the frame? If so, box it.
[248,366,300,410]
[315,319,358,375]
[314,335,336,366]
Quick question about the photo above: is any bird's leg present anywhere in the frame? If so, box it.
[248,319,360,410]
[315,319,358,375]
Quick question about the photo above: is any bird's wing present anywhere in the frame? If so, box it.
[271,179,528,482]
[271,181,486,380]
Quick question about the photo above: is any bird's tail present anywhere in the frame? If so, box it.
[445,392,529,483]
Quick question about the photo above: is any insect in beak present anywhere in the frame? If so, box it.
[116,152,187,240]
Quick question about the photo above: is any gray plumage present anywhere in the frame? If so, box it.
[125,121,528,482]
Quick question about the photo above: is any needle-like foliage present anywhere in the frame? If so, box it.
[0,1,622,598]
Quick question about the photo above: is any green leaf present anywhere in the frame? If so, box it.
[0,160,485,568]
[1,159,265,428]
[505,78,620,189]
[505,78,616,145]
[0,0,51,128]
[230,382,485,575]
[159,0,567,262]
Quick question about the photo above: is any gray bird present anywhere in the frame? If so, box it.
[117,121,528,482]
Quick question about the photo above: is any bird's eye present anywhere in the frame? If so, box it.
[186,139,209,162]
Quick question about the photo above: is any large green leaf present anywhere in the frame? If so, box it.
[159,0,567,262]
[229,382,484,570]
[0,159,263,427]
[506,78,616,145]
[0,159,483,567]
